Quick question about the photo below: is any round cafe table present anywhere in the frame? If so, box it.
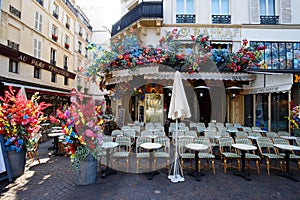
[273,144,300,182]
[185,143,208,181]
[140,142,162,180]
[232,143,257,181]
[101,142,119,178]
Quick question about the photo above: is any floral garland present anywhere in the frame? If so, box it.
[85,28,266,83]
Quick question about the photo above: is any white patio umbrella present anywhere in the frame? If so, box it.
[167,71,191,183]
[20,86,27,100]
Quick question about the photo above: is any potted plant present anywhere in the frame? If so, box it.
[52,92,104,185]
[0,86,51,178]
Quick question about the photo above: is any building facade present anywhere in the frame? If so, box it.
[0,0,93,114]
[109,0,300,132]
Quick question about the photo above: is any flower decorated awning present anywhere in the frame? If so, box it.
[105,66,255,85]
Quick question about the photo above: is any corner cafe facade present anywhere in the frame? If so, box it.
[105,65,293,131]
[0,43,75,115]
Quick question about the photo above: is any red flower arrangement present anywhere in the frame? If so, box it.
[52,92,104,170]
[52,34,58,41]
[0,86,51,152]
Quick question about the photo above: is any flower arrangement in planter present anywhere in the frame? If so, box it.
[52,34,58,42]
[65,43,70,49]
[0,86,51,152]
[52,92,104,170]
[288,102,300,136]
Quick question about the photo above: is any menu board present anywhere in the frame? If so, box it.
[117,108,125,128]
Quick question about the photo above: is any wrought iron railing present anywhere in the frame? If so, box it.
[212,15,231,24]
[260,16,279,24]
[176,14,195,23]
[112,1,163,36]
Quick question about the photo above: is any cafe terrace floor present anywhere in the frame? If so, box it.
[0,139,300,200]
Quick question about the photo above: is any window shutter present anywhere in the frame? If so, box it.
[39,14,43,32]
[48,22,52,38]
[250,0,259,23]
[281,0,291,23]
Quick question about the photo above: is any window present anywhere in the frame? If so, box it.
[212,0,229,15]
[64,77,68,85]
[51,72,56,82]
[177,0,194,14]
[65,35,70,49]
[34,67,41,79]
[9,59,19,73]
[34,39,41,58]
[250,41,300,70]
[50,48,56,65]
[64,56,68,68]
[260,0,275,15]
[176,0,195,23]
[79,26,83,36]
[52,25,58,41]
[78,41,82,53]
[53,3,59,19]
[66,15,70,29]
[34,11,42,31]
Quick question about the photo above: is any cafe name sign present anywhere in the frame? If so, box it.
[0,44,75,79]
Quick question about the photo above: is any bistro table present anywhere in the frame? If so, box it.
[101,142,119,178]
[140,142,162,180]
[232,143,257,181]
[185,143,208,181]
[48,132,65,156]
[273,144,300,182]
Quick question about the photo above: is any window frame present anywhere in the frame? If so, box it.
[176,0,195,14]
[50,48,56,65]
[34,38,42,59]
[51,72,57,83]
[259,0,275,16]
[212,0,230,15]
[34,67,41,79]
[34,11,42,31]
[9,59,19,74]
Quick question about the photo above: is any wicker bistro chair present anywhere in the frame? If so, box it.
[27,132,42,164]
[178,136,195,169]
[194,137,216,175]
[135,136,151,173]
[111,130,123,137]
[112,136,132,172]
[266,131,279,139]
[277,131,290,137]
[154,136,170,170]
[184,130,197,138]
[235,137,261,175]
[272,137,300,169]
[141,130,153,137]
[256,137,284,175]
[235,131,248,138]
[123,129,136,147]
[218,137,241,174]
[153,131,166,137]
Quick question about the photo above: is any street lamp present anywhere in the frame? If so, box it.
[226,86,242,99]
[195,86,210,97]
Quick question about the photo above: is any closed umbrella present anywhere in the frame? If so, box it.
[168,71,191,183]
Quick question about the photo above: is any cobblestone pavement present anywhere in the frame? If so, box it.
[1,139,300,200]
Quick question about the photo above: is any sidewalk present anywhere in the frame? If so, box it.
[1,139,300,200]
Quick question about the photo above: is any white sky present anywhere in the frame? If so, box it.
[75,0,121,30]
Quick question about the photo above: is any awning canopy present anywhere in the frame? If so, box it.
[2,82,70,95]
[242,73,293,94]
[106,66,255,85]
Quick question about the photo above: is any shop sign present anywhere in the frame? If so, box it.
[293,74,300,84]
[0,44,75,79]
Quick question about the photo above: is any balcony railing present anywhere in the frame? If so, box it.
[212,15,231,24]
[176,14,195,23]
[260,15,279,24]
[112,1,163,36]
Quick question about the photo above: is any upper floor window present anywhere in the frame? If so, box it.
[50,48,56,65]
[9,59,19,74]
[53,3,59,19]
[66,15,70,29]
[64,56,68,68]
[36,0,44,7]
[177,0,194,14]
[34,67,41,79]
[260,0,275,16]
[212,0,229,15]
[51,72,57,83]
[79,26,83,36]
[34,39,42,59]
[65,35,70,49]
[78,41,82,53]
[52,25,58,41]
[34,11,42,31]
[176,0,195,23]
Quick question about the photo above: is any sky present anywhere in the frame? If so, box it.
[75,0,121,30]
